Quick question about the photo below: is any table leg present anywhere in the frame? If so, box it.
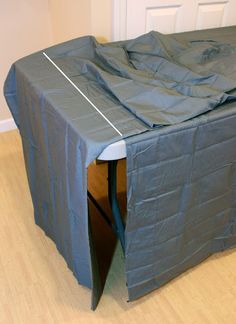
[108,160,125,252]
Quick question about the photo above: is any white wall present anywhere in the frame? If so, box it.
[0,0,53,128]
[90,0,112,42]
[49,0,112,44]
[48,0,91,44]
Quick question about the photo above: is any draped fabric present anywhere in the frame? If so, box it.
[4,26,236,308]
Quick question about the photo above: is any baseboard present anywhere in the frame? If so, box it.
[0,118,17,133]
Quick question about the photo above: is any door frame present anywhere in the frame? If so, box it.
[112,0,127,41]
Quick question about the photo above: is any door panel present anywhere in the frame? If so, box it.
[196,2,227,29]
[126,0,195,38]
[196,0,231,30]
[145,5,181,34]
[125,0,236,39]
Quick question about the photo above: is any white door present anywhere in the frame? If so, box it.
[112,0,236,40]
[126,0,196,38]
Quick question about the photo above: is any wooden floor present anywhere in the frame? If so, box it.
[1,130,236,324]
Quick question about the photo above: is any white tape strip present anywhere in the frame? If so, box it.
[43,52,122,137]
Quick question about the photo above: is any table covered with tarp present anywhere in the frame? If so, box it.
[4,26,236,309]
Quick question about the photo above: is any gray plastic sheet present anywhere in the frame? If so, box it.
[4,26,236,308]
[125,105,236,300]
